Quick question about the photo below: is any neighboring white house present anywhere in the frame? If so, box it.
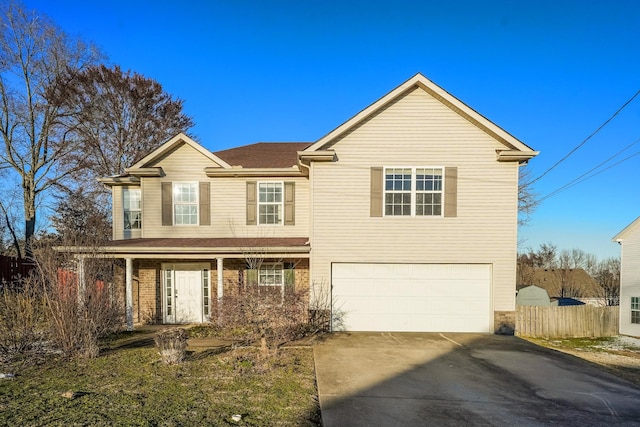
[613,216,640,337]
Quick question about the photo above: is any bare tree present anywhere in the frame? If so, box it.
[535,242,558,269]
[518,165,538,226]
[0,1,102,257]
[593,258,620,306]
[58,64,194,195]
[50,187,111,244]
[556,249,583,298]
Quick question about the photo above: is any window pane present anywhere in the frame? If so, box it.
[632,297,640,310]
[174,183,197,202]
[385,168,411,191]
[417,168,443,191]
[124,211,142,230]
[175,204,198,225]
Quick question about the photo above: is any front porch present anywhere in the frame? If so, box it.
[71,237,311,329]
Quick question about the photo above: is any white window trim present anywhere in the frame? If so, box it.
[258,262,284,287]
[123,187,142,230]
[257,181,284,226]
[632,297,640,324]
[173,182,199,226]
[383,166,445,217]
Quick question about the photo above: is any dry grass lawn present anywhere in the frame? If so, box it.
[0,329,321,426]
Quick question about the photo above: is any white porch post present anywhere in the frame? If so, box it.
[125,258,133,331]
[77,255,86,305]
[216,257,224,324]
[217,257,224,301]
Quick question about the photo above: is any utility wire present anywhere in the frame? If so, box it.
[538,141,640,202]
[530,88,640,185]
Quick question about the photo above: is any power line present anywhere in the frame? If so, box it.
[538,141,640,202]
[530,88,640,185]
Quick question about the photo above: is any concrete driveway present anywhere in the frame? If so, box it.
[314,333,640,426]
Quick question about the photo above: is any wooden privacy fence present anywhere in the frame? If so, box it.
[516,305,619,338]
[0,255,34,286]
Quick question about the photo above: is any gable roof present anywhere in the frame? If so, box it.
[531,268,601,298]
[214,142,311,168]
[304,73,538,160]
[612,215,640,242]
[127,133,231,170]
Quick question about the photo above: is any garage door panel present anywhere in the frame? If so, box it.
[332,263,491,333]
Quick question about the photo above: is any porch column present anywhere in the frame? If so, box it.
[125,258,133,331]
[77,255,86,305]
[217,257,224,301]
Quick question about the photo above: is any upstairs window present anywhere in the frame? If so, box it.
[173,182,198,225]
[123,188,142,229]
[416,168,443,216]
[385,168,412,216]
[384,167,443,216]
[258,182,283,225]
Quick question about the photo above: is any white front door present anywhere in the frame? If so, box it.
[175,270,203,323]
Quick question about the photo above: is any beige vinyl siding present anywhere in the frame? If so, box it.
[309,87,519,312]
[138,142,310,239]
[620,224,640,336]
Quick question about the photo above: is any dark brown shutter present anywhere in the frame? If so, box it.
[161,182,172,226]
[246,181,257,225]
[444,167,457,218]
[199,182,210,226]
[370,167,383,217]
[284,182,295,226]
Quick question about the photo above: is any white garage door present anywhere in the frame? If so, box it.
[331,263,492,333]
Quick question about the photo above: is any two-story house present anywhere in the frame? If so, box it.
[94,73,538,333]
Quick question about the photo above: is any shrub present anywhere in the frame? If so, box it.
[33,241,124,359]
[0,277,47,363]
[219,287,309,357]
[154,328,188,365]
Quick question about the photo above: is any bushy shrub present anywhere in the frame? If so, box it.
[154,328,188,365]
[219,287,309,357]
[0,277,47,363]
[33,241,124,359]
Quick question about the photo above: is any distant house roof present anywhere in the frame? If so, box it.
[531,268,600,298]
[214,142,312,168]
[551,297,585,306]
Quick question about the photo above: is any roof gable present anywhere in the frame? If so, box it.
[613,216,640,242]
[304,73,538,160]
[127,133,231,170]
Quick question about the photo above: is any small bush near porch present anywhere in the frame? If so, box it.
[0,330,320,426]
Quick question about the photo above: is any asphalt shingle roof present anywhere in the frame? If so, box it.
[214,142,311,168]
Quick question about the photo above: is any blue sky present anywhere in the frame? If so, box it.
[26,0,640,260]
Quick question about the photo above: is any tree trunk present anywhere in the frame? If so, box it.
[23,182,36,260]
